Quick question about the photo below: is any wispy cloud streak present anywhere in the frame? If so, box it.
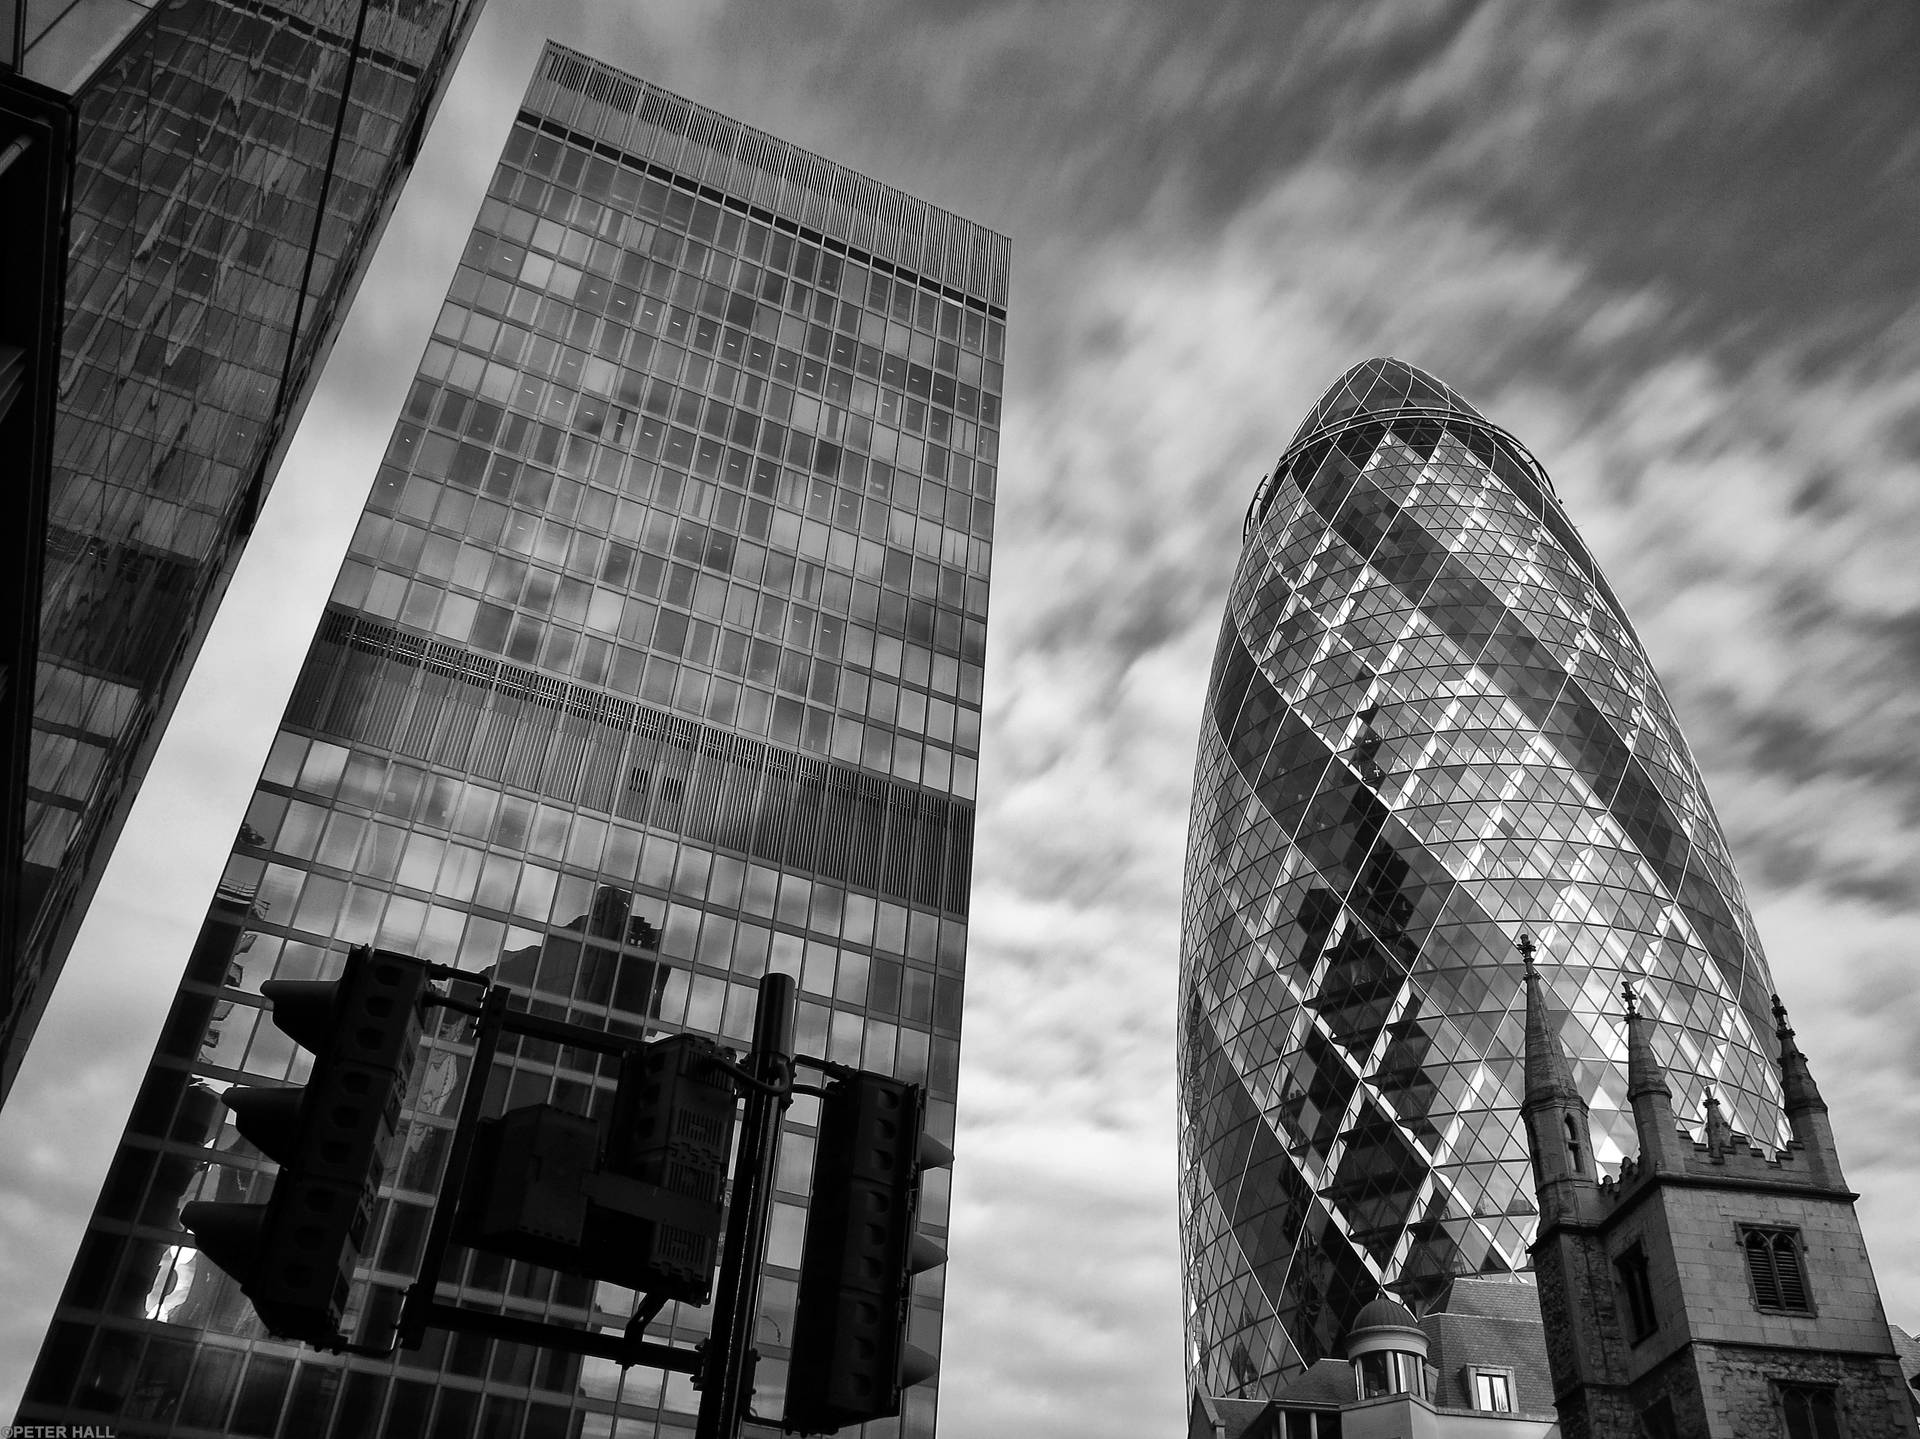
[3,4,1918,1431]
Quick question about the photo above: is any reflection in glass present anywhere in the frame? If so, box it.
[1180,359,1783,1399]
[27,43,1007,1439]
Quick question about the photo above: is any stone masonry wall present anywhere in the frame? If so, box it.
[1535,1235,1640,1439]
[1695,1344,1918,1439]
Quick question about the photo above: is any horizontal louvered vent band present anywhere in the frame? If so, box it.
[288,609,973,916]
[529,42,1011,310]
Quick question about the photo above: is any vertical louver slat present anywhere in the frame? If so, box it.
[945,806,974,915]
[575,712,623,814]
[365,654,413,750]
[915,792,946,911]
[318,647,373,742]
[854,778,887,891]
[469,692,518,784]
[705,738,743,851]
[880,792,910,899]
[753,753,789,858]
[434,675,488,774]
[545,711,593,802]
[1776,1237,1808,1311]
[654,730,697,834]
[687,739,725,847]
[817,780,855,887]
[618,722,660,826]
[513,688,562,790]
[286,637,341,728]
[726,743,766,857]
[1745,1230,1778,1307]
[788,760,826,875]
[396,669,448,760]
[825,166,853,243]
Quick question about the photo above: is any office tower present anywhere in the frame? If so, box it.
[1178,358,1783,1399]
[22,42,1006,1436]
[0,0,484,1098]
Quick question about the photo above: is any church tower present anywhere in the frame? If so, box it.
[1524,951,1918,1438]
[1518,937,1639,1439]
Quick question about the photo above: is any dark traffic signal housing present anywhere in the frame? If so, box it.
[172,950,808,1439]
[181,946,432,1345]
[785,1071,951,1434]
[456,1032,738,1301]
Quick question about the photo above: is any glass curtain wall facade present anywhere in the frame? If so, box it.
[0,68,74,1073]
[23,43,1007,1438]
[2,0,483,1099]
[1178,358,1782,1398]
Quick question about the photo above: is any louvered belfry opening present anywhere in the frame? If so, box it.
[1743,1226,1811,1312]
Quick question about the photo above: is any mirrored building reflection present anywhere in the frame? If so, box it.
[1179,358,1784,1398]
[1,0,484,1099]
[23,44,1005,1437]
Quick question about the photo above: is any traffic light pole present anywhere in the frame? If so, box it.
[696,971,795,1439]
[396,979,509,1356]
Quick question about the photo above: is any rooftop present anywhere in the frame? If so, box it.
[1284,357,1488,450]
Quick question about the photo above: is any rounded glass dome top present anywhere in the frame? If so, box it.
[1285,358,1489,450]
[1246,359,1559,540]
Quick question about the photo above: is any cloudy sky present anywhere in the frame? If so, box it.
[6,1,1920,1431]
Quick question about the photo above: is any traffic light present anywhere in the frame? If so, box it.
[785,1072,952,1434]
[456,1033,737,1300]
[181,945,431,1345]
[457,1103,599,1268]
[600,1032,737,1301]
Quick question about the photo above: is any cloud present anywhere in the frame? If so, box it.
[918,6,1920,1411]
[1755,889,1920,1307]
[945,5,1920,1413]
[7,1,1920,1427]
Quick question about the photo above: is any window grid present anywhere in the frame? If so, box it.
[332,135,1000,798]
[26,42,992,1439]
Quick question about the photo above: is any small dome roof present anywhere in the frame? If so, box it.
[1350,1296,1420,1332]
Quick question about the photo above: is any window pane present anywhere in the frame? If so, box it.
[1358,1351,1389,1398]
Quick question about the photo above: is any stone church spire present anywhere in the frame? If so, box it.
[1772,995,1845,1188]
[1622,981,1688,1174]
[1522,935,1579,1109]
[1519,935,1597,1221]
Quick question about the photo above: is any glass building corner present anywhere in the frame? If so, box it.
[3,0,485,1101]
[23,44,1005,1438]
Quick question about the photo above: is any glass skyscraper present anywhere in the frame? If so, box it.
[2,0,483,1098]
[22,43,1006,1437]
[1179,358,1783,1398]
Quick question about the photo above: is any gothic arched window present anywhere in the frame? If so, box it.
[1741,1226,1810,1312]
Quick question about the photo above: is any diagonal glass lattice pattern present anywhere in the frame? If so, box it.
[1178,358,1784,1399]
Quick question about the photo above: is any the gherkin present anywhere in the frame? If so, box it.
[1178,358,1784,1398]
